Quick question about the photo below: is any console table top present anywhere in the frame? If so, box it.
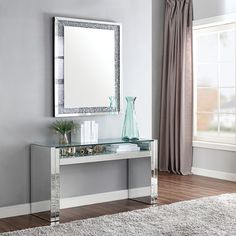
[32,138,154,148]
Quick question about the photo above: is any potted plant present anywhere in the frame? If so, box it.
[51,120,77,144]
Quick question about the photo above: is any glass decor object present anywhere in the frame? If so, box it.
[51,120,77,145]
[59,133,69,145]
[109,96,118,114]
[122,97,139,140]
[109,96,117,110]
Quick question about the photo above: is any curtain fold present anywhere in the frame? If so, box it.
[159,0,193,175]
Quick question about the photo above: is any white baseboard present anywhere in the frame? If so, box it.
[0,187,150,219]
[192,167,236,182]
[0,203,30,219]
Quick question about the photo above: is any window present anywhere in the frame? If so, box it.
[193,22,236,145]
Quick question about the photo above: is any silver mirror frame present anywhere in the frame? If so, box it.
[54,17,122,117]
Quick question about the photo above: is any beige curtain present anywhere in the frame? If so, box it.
[159,0,193,175]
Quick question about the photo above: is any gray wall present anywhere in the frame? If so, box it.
[192,0,236,174]
[193,0,236,20]
[0,0,157,207]
[193,148,236,173]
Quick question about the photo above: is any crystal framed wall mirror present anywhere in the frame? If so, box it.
[54,17,122,117]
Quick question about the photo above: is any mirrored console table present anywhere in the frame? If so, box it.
[30,138,158,224]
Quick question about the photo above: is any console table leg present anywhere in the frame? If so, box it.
[50,148,60,223]
[128,140,158,205]
[150,140,158,204]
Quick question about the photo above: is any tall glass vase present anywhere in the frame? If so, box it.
[122,97,139,140]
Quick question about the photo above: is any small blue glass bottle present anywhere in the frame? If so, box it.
[122,97,139,140]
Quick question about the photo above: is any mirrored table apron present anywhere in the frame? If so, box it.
[30,138,158,224]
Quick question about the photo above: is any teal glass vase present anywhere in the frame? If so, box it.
[122,97,139,140]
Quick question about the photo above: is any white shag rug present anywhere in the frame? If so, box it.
[2,194,236,236]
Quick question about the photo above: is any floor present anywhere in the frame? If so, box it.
[0,172,235,233]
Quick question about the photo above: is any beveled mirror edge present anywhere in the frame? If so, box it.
[53,16,123,117]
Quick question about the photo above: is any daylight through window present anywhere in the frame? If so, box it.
[193,22,236,144]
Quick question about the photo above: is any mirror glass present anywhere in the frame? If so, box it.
[54,17,121,117]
